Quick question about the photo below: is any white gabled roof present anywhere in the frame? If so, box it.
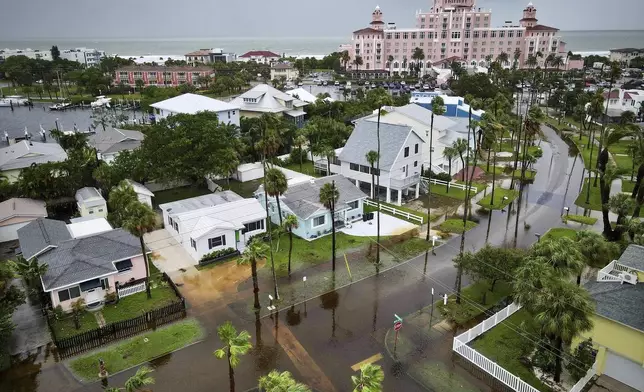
[125,179,154,197]
[150,93,240,115]
[229,84,308,114]
[175,198,266,240]
[285,88,320,104]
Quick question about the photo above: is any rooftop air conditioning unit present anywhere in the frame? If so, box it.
[618,272,638,285]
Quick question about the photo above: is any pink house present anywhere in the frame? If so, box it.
[17,218,149,312]
[342,1,582,74]
[114,65,214,88]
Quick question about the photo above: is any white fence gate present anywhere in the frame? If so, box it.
[117,282,147,298]
[421,177,478,194]
[363,199,424,225]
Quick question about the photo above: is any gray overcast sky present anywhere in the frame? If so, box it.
[1,0,642,39]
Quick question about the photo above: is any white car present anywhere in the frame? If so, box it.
[322,81,328,86]
[423,84,430,90]
[346,82,352,88]
[400,81,407,86]
[335,81,340,86]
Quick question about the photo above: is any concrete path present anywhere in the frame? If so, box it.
[144,229,196,273]
[340,212,416,237]
[8,279,51,356]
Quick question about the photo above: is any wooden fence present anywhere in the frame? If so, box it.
[51,298,186,358]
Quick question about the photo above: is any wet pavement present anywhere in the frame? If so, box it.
[7,280,51,356]
[0,124,588,392]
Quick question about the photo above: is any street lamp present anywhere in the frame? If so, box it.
[431,235,438,255]
[563,206,570,216]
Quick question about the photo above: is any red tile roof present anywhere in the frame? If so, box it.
[353,27,384,35]
[624,92,633,100]
[239,50,280,58]
[603,89,620,99]
[526,24,559,31]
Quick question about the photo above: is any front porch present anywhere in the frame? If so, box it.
[354,176,421,206]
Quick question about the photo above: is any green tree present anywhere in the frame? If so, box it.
[135,78,145,93]
[0,261,25,370]
[319,181,340,272]
[125,366,155,392]
[426,96,446,241]
[214,321,252,392]
[238,239,269,310]
[442,147,457,184]
[574,230,620,284]
[458,245,524,293]
[351,363,384,392]
[567,339,596,382]
[265,168,288,225]
[258,370,311,392]
[10,255,47,293]
[50,45,61,61]
[341,51,351,71]
[412,47,425,77]
[282,215,299,277]
[365,150,379,198]
[354,56,364,72]
[452,138,469,181]
[293,134,308,173]
[121,202,157,299]
[387,55,394,77]
[531,237,585,278]
[107,181,138,227]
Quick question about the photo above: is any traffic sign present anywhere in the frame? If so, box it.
[394,321,403,331]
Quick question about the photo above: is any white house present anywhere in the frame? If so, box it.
[270,63,299,81]
[316,120,425,205]
[150,93,241,127]
[238,50,281,64]
[75,187,107,218]
[256,175,368,240]
[0,198,47,242]
[229,84,308,128]
[159,191,266,262]
[89,127,144,164]
[125,179,155,208]
[603,89,644,116]
[285,88,335,104]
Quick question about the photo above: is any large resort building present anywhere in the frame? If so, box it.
[340,1,583,75]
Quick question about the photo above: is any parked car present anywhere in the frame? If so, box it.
[316,79,322,86]
[346,81,352,89]
[322,80,328,86]
[334,81,340,86]
[423,84,430,90]
[298,81,303,87]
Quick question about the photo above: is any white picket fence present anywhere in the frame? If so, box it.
[421,177,478,193]
[453,302,598,392]
[364,199,424,225]
[117,282,147,298]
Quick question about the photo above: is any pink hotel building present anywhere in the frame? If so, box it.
[340,0,583,73]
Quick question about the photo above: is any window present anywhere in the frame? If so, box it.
[98,208,103,212]
[190,238,197,250]
[359,165,370,173]
[348,200,359,210]
[313,215,325,227]
[350,163,359,171]
[415,143,419,154]
[491,31,497,38]
[57,286,81,303]
[404,147,409,157]
[499,31,505,38]
[419,32,425,39]
[451,31,461,39]
[168,216,173,227]
[173,222,178,232]
[242,219,265,234]
[58,289,70,302]
[115,259,133,272]
[208,235,226,249]
[414,161,418,167]
[473,31,479,38]
[88,209,94,214]
[508,31,514,38]
[482,31,488,38]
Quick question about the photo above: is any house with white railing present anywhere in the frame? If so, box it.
[315,120,424,206]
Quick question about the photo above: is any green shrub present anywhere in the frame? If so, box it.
[289,148,307,163]
[199,247,237,263]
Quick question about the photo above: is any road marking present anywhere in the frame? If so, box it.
[351,353,383,371]
[270,323,337,392]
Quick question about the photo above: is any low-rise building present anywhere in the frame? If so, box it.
[610,48,644,67]
[159,191,266,262]
[0,140,68,183]
[229,84,308,127]
[602,88,644,116]
[114,65,214,88]
[125,179,154,208]
[270,63,299,81]
[89,127,144,164]
[0,198,47,242]
[0,48,52,61]
[256,174,368,240]
[184,48,236,65]
[578,244,644,391]
[59,47,105,67]
[238,50,281,64]
[150,93,241,126]
[75,187,107,219]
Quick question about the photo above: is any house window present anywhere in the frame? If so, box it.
[350,163,360,171]
[58,289,70,302]
[208,235,226,249]
[190,238,197,250]
[359,165,370,173]
[58,286,81,302]
[414,161,418,167]
[242,219,265,234]
[98,209,104,212]
[404,147,410,157]
[348,200,359,210]
[115,259,133,273]
[168,216,173,227]
[313,215,325,227]
[415,144,419,154]
[173,222,179,232]
[89,209,94,214]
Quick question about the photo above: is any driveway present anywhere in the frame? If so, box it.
[144,229,196,273]
[341,212,416,237]
[8,279,51,356]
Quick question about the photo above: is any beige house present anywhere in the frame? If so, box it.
[0,198,47,242]
[270,63,299,81]
[0,141,67,183]
[75,187,107,218]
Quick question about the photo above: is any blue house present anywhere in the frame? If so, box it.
[255,174,368,240]
[410,92,484,120]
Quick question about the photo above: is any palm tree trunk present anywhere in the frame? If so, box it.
[299,148,303,172]
[599,176,614,238]
[447,160,452,193]
[228,351,236,392]
[456,109,474,304]
[554,337,563,383]
[426,113,434,241]
[586,123,596,204]
[459,156,466,181]
[262,154,279,300]
[370,166,375,198]
[139,235,152,299]
[491,144,498,207]
[251,260,260,309]
[331,203,336,272]
[288,231,293,276]
[510,115,523,190]
[376,107,382,269]
[276,194,283,225]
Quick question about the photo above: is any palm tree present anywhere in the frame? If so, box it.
[373,95,393,268]
[442,147,457,185]
[341,50,351,71]
[319,181,340,272]
[365,150,379,198]
[452,138,468,181]
[294,134,308,173]
[351,363,384,392]
[122,202,157,299]
[531,237,585,278]
[318,144,336,176]
[354,56,364,73]
[258,370,311,392]
[485,55,493,68]
[265,168,288,225]
[526,54,537,69]
[513,48,522,69]
[107,181,138,227]
[238,239,269,309]
[387,55,394,77]
[488,121,505,206]
[214,321,252,392]
[551,55,564,71]
[11,255,47,290]
[282,215,299,276]
[574,230,620,285]
[497,51,509,68]
[412,47,425,77]
[105,366,155,392]
[426,96,446,241]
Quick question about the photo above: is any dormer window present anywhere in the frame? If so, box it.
[243,98,257,103]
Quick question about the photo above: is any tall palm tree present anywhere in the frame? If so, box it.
[319,144,336,176]
[319,181,340,272]
[265,167,288,225]
[426,96,446,241]
[365,150,379,198]
[122,202,157,299]
[373,95,393,268]
[497,51,509,68]
[513,48,522,69]
[526,54,537,69]
[259,370,311,392]
[282,215,299,276]
[574,230,620,285]
[354,56,363,73]
[238,239,269,309]
[341,50,351,71]
[412,47,425,77]
[387,55,394,77]
[520,106,544,181]
[442,147,457,186]
[551,55,564,71]
[488,121,505,206]
[214,321,252,392]
[530,237,585,278]
[351,363,384,392]
[452,138,468,181]
[294,134,308,173]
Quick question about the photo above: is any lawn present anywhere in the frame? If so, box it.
[365,200,433,224]
[613,154,634,173]
[477,188,518,210]
[479,166,536,181]
[472,309,551,392]
[50,311,99,339]
[68,319,203,382]
[153,185,212,206]
[215,179,263,198]
[574,178,602,211]
[437,280,513,326]
[542,227,577,241]
[569,135,599,171]
[281,160,321,177]
[622,180,638,193]
[383,237,432,260]
[428,180,486,201]
[101,285,179,324]
[436,219,477,234]
[562,214,597,225]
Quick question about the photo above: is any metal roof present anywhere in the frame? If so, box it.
[150,93,239,115]
[0,140,68,171]
[159,190,242,215]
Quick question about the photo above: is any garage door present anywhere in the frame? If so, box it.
[0,222,30,242]
[604,351,644,391]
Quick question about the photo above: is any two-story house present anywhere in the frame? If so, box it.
[150,93,241,127]
[270,63,299,81]
[229,84,308,128]
[324,120,425,206]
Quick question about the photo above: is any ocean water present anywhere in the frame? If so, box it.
[1,30,643,58]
